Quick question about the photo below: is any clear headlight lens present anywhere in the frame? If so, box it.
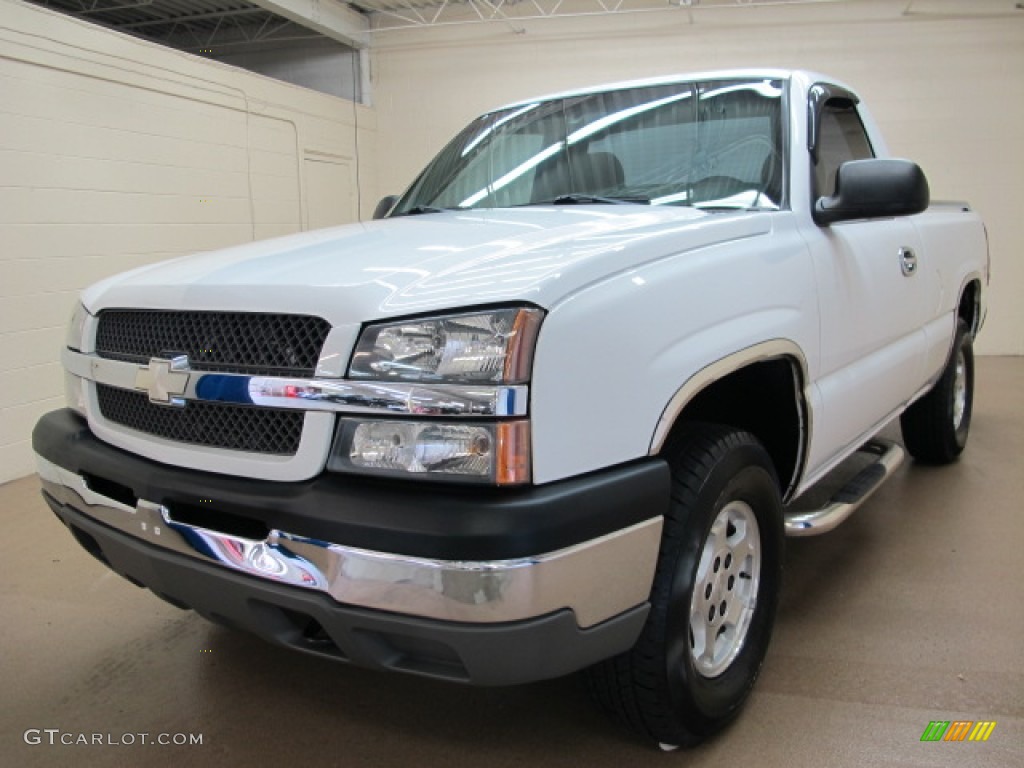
[349,307,543,384]
[329,419,531,485]
[65,302,89,352]
[343,307,540,484]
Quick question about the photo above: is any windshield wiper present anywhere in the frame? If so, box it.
[393,205,450,217]
[538,194,650,206]
[691,203,771,213]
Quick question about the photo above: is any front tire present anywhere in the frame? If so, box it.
[585,424,784,747]
[900,319,974,464]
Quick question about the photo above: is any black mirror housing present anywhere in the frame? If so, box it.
[373,194,399,220]
[814,159,929,226]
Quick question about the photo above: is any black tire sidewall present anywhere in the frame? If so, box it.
[660,439,784,731]
[899,319,976,464]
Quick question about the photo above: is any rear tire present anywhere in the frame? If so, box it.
[585,424,784,747]
[900,319,974,464]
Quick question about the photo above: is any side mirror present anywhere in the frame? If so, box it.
[814,159,929,226]
[373,194,399,220]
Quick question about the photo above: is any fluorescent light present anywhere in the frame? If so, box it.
[567,90,692,146]
[700,80,783,100]
[461,103,540,157]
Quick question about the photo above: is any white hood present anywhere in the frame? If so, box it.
[83,206,770,325]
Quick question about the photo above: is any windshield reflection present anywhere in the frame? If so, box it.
[392,78,785,215]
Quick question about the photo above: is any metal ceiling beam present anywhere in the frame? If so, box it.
[77,0,155,14]
[119,8,267,29]
[246,0,371,47]
[361,0,899,32]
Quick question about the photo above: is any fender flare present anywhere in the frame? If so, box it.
[648,339,812,501]
[956,272,985,338]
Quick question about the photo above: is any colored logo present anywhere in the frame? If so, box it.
[920,720,996,742]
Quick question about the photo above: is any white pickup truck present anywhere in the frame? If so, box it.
[35,69,988,747]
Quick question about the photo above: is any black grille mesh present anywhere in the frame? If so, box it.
[95,310,331,376]
[97,385,304,455]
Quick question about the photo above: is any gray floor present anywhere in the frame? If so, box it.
[2,358,1022,767]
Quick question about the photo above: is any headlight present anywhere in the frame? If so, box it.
[65,302,89,352]
[349,307,543,384]
[329,419,531,485]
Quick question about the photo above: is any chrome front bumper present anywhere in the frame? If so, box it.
[37,456,662,629]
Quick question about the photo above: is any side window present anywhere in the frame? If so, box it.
[815,103,874,197]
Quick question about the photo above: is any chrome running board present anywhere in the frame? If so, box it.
[784,439,905,537]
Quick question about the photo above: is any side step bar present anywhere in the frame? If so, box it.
[784,439,905,537]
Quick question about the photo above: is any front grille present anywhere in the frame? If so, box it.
[95,310,331,376]
[97,385,304,455]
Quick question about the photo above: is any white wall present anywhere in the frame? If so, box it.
[371,0,1024,357]
[0,0,377,483]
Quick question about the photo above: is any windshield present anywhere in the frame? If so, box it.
[392,77,785,215]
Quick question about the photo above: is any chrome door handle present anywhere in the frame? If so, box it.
[899,247,918,276]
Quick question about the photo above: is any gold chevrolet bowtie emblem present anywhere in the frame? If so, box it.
[135,355,190,406]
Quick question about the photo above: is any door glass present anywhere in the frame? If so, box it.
[815,104,873,197]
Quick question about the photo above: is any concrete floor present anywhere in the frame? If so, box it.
[2,357,1022,767]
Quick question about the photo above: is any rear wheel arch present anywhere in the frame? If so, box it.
[957,278,982,338]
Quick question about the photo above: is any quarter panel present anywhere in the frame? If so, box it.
[911,204,988,363]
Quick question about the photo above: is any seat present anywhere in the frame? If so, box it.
[529,149,625,202]
[759,152,782,207]
[575,151,625,193]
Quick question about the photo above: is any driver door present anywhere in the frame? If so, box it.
[806,98,935,471]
